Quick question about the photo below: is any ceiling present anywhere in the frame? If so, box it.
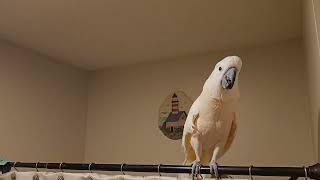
[0,0,301,70]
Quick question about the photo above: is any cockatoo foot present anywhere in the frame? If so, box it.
[210,162,221,179]
[191,160,202,180]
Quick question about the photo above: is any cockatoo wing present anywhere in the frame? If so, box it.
[220,112,237,157]
[182,101,200,165]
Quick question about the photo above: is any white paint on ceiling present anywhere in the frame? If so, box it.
[0,0,301,70]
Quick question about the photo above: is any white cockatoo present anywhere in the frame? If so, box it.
[182,56,242,179]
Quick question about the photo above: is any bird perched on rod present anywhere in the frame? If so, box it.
[181,56,242,179]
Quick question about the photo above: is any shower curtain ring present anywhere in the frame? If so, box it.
[157,164,162,176]
[59,162,64,172]
[13,162,19,172]
[303,166,308,179]
[249,165,253,180]
[35,162,39,172]
[88,163,94,173]
[121,163,126,175]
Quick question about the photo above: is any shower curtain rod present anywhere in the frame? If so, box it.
[1,162,320,179]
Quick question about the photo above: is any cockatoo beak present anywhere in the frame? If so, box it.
[222,67,237,89]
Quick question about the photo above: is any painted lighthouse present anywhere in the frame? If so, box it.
[163,93,187,132]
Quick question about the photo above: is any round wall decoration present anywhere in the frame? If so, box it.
[159,91,193,140]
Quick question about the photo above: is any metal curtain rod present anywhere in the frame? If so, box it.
[1,162,320,179]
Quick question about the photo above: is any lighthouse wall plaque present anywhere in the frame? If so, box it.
[159,91,193,140]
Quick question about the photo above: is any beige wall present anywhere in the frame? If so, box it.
[0,40,89,162]
[85,39,314,167]
[303,0,320,162]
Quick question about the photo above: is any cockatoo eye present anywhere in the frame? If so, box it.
[218,67,222,71]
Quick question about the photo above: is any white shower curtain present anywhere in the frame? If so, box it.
[0,171,246,180]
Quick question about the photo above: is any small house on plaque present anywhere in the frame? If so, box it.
[159,91,193,140]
